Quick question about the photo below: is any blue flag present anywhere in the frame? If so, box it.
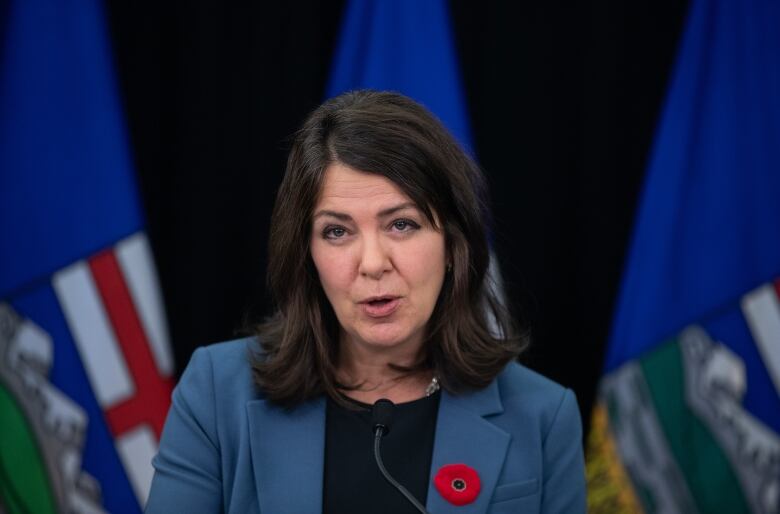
[0,1,173,512]
[326,0,473,154]
[587,0,780,512]
[326,0,511,332]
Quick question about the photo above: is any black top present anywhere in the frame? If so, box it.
[322,391,441,514]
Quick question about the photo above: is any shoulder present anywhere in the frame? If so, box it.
[493,361,582,442]
[188,336,258,364]
[489,362,587,512]
[148,338,262,512]
[496,361,572,412]
[176,337,261,408]
[187,337,258,373]
[495,360,567,400]
[166,338,263,458]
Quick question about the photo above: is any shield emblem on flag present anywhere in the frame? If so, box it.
[1,234,173,513]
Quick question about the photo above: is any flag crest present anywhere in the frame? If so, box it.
[587,0,780,512]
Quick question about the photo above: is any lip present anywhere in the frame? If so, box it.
[359,296,401,318]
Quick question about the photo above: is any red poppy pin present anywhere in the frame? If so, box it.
[434,463,481,506]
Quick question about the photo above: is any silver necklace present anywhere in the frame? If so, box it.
[425,377,440,397]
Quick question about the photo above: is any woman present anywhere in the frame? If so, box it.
[146,90,586,513]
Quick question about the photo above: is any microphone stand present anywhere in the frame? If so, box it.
[372,399,431,514]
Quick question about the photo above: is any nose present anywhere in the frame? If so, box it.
[358,234,392,279]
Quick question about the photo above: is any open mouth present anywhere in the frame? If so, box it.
[368,298,393,307]
[361,296,401,317]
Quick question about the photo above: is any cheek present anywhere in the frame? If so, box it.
[310,242,354,298]
[400,237,447,298]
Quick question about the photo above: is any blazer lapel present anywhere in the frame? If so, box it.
[426,382,510,514]
[246,397,325,514]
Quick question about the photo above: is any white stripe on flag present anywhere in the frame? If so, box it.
[741,283,780,394]
[116,232,174,376]
[116,424,157,506]
[53,261,135,406]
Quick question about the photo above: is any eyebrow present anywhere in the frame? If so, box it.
[312,202,419,222]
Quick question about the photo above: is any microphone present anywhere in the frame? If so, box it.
[372,398,395,436]
[371,399,431,514]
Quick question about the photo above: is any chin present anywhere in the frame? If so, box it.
[356,324,418,350]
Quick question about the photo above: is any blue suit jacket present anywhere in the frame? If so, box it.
[146,339,586,513]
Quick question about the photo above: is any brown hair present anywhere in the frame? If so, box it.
[253,90,526,407]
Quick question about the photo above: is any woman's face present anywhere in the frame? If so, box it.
[310,162,447,360]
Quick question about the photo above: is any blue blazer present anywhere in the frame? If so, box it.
[146,339,586,513]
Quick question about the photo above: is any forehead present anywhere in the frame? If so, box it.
[315,162,412,210]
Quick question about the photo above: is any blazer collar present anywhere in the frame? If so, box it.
[425,380,511,513]
[246,379,509,514]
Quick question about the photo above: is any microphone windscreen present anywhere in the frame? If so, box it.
[371,398,395,435]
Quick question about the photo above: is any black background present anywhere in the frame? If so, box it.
[106,0,689,433]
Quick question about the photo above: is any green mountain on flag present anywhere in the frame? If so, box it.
[0,305,104,514]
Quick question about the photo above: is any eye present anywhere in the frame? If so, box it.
[390,219,420,232]
[323,225,348,239]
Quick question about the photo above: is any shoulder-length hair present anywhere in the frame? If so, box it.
[253,90,526,407]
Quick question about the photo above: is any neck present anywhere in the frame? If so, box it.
[336,332,432,404]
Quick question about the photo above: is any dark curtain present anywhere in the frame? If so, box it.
[106,0,689,433]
